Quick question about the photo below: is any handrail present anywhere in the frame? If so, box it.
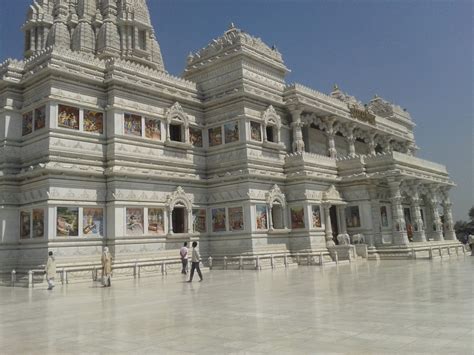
[410,244,465,259]
[8,244,463,288]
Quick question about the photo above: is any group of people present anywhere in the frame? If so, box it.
[44,242,203,290]
[180,241,203,282]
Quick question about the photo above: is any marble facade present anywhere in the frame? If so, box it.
[0,0,459,270]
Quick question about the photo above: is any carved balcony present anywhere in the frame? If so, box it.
[284,152,338,182]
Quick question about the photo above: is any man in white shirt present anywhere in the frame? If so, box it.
[180,242,188,275]
[188,241,203,282]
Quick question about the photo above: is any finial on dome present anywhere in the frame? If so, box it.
[333,84,339,91]
[229,22,236,30]
[374,94,379,98]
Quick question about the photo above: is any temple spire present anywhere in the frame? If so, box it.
[46,0,71,49]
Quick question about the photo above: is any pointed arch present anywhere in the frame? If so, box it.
[262,105,282,144]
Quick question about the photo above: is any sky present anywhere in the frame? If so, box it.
[0,0,472,220]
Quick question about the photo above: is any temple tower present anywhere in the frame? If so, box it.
[22,0,165,71]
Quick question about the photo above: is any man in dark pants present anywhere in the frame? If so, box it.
[188,241,203,282]
[180,242,188,274]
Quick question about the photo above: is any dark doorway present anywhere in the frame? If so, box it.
[330,205,339,244]
[172,208,186,233]
[170,124,182,142]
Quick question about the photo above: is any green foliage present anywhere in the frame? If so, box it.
[454,206,474,236]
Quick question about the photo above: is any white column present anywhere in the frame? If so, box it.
[323,203,334,246]
[368,134,376,155]
[368,187,380,248]
[168,208,173,234]
[428,197,443,241]
[388,179,409,245]
[184,124,190,144]
[268,206,274,231]
[441,198,456,240]
[347,135,356,157]
[187,208,193,234]
[282,205,288,229]
[165,121,170,142]
[336,205,347,235]
[327,131,337,158]
[411,192,426,242]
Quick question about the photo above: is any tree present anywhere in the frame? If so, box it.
[469,206,474,221]
[454,206,474,242]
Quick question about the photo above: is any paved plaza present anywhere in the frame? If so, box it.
[1,258,473,354]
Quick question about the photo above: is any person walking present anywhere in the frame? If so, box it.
[180,242,188,275]
[44,251,56,290]
[101,247,113,287]
[188,241,203,282]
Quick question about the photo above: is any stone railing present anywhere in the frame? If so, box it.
[410,244,466,260]
[285,83,349,110]
[366,151,448,174]
[285,152,337,167]
[4,249,370,288]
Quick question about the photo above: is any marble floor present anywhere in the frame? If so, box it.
[0,257,473,355]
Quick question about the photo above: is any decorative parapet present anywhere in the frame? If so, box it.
[284,83,348,110]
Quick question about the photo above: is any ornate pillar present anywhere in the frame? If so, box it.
[427,187,443,241]
[336,205,348,235]
[347,135,356,157]
[327,131,337,158]
[368,133,376,155]
[165,121,171,142]
[168,208,174,235]
[184,123,190,144]
[387,178,409,245]
[290,109,305,153]
[323,203,334,247]
[186,208,193,234]
[440,187,456,240]
[367,187,380,248]
[268,206,274,231]
[282,205,288,229]
[410,188,426,242]
[441,200,456,240]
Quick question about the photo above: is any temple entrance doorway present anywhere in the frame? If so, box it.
[172,207,186,233]
[272,204,284,229]
[330,205,339,244]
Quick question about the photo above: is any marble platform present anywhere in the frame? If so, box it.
[1,257,473,354]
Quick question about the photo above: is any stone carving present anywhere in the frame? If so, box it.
[337,234,351,245]
[351,234,366,244]
[262,105,282,128]
[165,102,188,125]
[187,24,283,66]
[166,186,193,211]
[265,184,286,207]
[322,185,342,202]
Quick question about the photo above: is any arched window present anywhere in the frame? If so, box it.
[166,186,193,234]
[165,102,190,144]
[262,105,282,145]
[265,184,287,230]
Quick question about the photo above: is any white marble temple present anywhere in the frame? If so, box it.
[0,1,460,271]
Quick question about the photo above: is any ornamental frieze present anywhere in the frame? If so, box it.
[348,104,376,125]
